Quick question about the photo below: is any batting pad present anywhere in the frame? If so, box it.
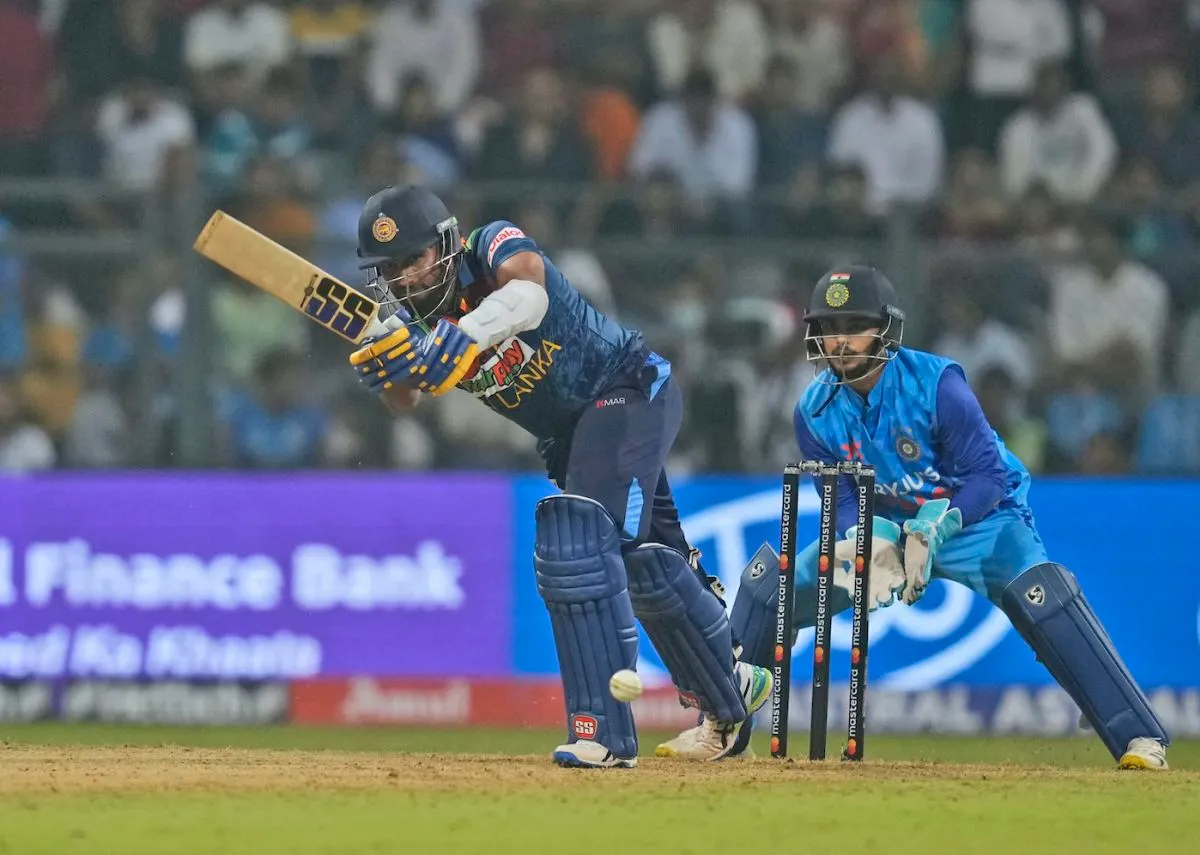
[1001,562,1168,759]
[729,542,785,668]
[535,495,639,760]
[625,544,746,724]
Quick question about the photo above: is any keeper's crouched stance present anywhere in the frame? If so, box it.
[731,266,1169,770]
[347,185,770,768]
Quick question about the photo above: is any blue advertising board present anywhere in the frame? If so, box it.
[512,476,1200,693]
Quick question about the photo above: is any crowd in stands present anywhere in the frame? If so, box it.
[2,0,1200,476]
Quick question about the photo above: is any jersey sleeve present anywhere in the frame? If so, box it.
[935,367,1009,526]
[793,402,858,538]
[470,220,541,276]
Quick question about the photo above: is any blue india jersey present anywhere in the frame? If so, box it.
[794,348,1031,531]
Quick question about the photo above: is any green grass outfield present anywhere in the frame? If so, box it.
[1,725,1198,855]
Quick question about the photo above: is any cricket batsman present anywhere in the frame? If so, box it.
[347,185,771,768]
[730,265,1169,770]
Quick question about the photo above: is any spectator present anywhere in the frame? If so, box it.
[648,0,770,102]
[628,69,758,210]
[474,66,593,192]
[316,135,410,285]
[789,165,885,240]
[477,0,562,100]
[1046,214,1170,402]
[1012,182,1080,267]
[754,56,828,189]
[1075,430,1132,475]
[184,0,292,86]
[1084,1,1188,106]
[930,280,1036,397]
[998,62,1117,205]
[289,0,372,99]
[566,0,655,107]
[0,0,53,177]
[0,217,25,370]
[961,0,1072,148]
[203,68,312,197]
[935,147,1010,239]
[367,0,481,115]
[579,65,642,183]
[1121,62,1200,195]
[219,347,327,469]
[511,198,616,315]
[0,373,55,472]
[762,0,849,114]
[97,74,196,196]
[19,279,85,441]
[1176,309,1200,394]
[229,155,316,251]
[1112,156,1193,259]
[383,75,463,191]
[597,170,705,242]
[827,51,945,213]
[975,365,1046,473]
[63,366,129,468]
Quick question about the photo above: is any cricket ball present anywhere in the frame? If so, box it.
[609,669,643,702]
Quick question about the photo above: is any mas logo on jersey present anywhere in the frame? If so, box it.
[459,335,561,409]
[825,273,851,308]
[487,227,527,266]
[371,215,398,243]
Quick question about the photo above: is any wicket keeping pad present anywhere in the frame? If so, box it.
[1001,562,1168,759]
[730,542,857,667]
[625,544,746,723]
[534,495,639,759]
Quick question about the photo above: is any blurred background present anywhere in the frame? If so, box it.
[1,0,1200,738]
[3,0,1200,478]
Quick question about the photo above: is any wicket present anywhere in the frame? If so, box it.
[770,461,876,762]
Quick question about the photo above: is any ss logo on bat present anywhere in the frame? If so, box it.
[303,277,374,341]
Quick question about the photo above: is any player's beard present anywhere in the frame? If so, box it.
[393,256,460,326]
[827,342,888,384]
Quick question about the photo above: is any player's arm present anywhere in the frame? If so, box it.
[899,367,1005,605]
[457,226,549,351]
[934,367,1008,527]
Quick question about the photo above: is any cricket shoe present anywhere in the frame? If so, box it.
[1118,737,1168,771]
[552,741,637,769]
[655,663,773,761]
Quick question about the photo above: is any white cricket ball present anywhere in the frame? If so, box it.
[609,669,643,702]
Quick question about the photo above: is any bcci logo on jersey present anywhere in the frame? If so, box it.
[459,336,561,410]
[632,481,1013,689]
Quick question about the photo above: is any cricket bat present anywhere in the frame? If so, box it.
[193,210,389,344]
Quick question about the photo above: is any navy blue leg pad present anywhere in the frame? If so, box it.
[729,544,784,668]
[1001,562,1168,758]
[625,544,746,723]
[535,495,638,759]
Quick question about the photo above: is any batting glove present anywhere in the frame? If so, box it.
[901,498,962,605]
[349,313,426,395]
[405,318,479,396]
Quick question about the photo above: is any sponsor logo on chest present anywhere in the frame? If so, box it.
[459,336,562,410]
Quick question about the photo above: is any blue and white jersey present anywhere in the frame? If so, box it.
[794,347,1031,532]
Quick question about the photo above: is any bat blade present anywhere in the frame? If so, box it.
[193,210,385,344]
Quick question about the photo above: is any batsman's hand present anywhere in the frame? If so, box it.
[901,498,962,605]
[832,516,906,612]
[406,318,479,396]
[349,312,425,395]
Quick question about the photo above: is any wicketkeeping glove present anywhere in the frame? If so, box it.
[901,498,962,605]
[832,516,906,612]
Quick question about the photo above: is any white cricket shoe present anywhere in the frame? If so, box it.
[655,662,772,761]
[1118,737,1168,770]
[552,740,637,769]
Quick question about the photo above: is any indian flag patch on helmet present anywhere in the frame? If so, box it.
[825,273,851,308]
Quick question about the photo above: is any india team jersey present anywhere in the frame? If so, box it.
[794,348,1032,526]
[451,220,651,439]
